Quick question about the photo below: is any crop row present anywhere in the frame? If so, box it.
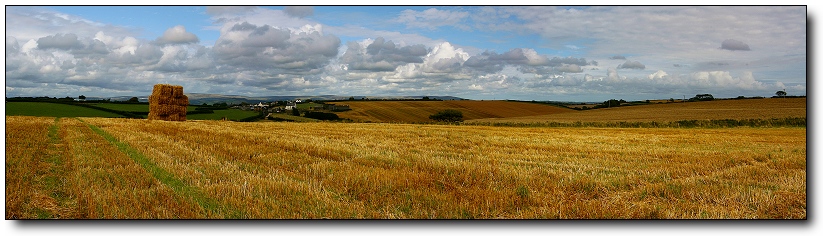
[75,118,806,218]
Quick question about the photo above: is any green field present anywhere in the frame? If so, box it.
[92,103,197,112]
[6,102,260,121]
[5,102,124,118]
[296,102,321,109]
[186,109,260,121]
[266,113,319,122]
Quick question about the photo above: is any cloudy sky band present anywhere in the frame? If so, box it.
[4,5,807,102]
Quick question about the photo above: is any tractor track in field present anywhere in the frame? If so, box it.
[75,118,245,218]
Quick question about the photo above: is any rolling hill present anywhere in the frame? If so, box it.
[466,98,807,124]
[329,100,575,123]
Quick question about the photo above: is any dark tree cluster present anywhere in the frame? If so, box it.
[429,109,464,122]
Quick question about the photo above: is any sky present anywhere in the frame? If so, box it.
[3,4,808,102]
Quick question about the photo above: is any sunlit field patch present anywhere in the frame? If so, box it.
[7,116,803,219]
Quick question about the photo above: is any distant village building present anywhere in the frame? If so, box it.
[253,102,268,111]
[285,102,297,110]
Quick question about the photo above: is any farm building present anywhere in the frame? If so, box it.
[285,102,297,110]
[253,102,268,111]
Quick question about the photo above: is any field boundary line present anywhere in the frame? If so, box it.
[75,118,244,218]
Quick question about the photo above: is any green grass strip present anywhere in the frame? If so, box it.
[76,118,244,218]
[48,117,61,143]
[37,117,68,218]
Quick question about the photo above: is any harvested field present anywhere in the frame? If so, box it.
[468,98,806,124]
[6,116,806,219]
[332,100,573,123]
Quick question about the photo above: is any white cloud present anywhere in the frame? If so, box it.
[422,42,469,73]
[155,25,199,45]
[340,37,427,72]
[648,70,668,80]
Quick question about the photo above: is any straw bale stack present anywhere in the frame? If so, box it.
[148,84,188,121]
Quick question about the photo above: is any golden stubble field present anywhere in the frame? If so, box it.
[469,98,806,124]
[6,116,806,219]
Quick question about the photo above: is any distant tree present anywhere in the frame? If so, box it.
[603,99,621,108]
[201,103,208,106]
[128,97,139,103]
[429,109,463,122]
[422,96,430,100]
[292,107,300,116]
[349,96,355,100]
[690,94,714,101]
[79,95,86,100]
[776,90,787,97]
[305,111,340,120]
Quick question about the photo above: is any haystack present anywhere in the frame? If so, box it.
[148,84,188,121]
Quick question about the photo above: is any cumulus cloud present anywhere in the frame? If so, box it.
[648,70,668,80]
[421,42,470,73]
[720,39,751,51]
[6,36,20,55]
[213,22,340,79]
[464,48,591,74]
[618,60,646,69]
[609,55,626,60]
[341,37,428,72]
[155,25,199,45]
[396,8,469,30]
[284,6,314,18]
[37,33,83,50]
[34,33,110,56]
[364,41,472,88]
[556,64,583,73]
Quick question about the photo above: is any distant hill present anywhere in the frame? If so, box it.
[104,94,465,105]
[467,97,807,124]
[329,100,575,123]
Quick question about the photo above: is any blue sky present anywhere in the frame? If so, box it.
[4,5,808,102]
